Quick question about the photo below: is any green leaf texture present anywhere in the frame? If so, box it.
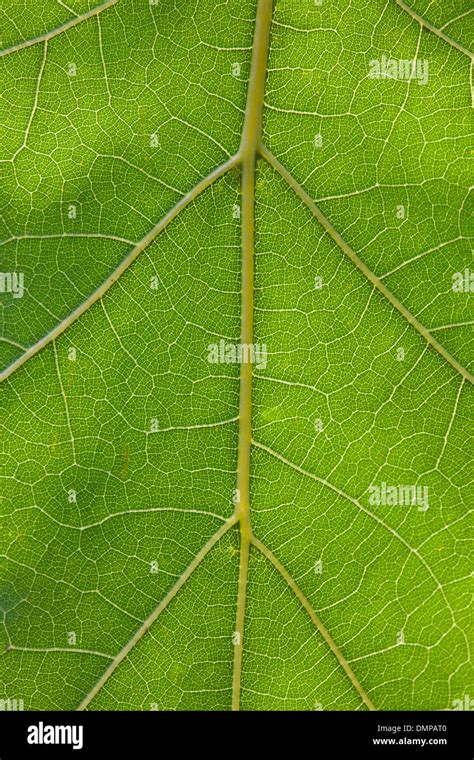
[0,0,472,711]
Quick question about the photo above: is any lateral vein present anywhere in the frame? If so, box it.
[394,0,473,59]
[0,154,239,384]
[258,143,474,385]
[0,0,119,58]
[76,515,237,710]
[251,438,460,636]
[251,535,376,711]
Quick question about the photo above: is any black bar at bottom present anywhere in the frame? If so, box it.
[0,710,471,757]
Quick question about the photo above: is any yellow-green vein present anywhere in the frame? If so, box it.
[0,0,119,58]
[251,535,376,711]
[231,0,273,712]
[258,143,474,385]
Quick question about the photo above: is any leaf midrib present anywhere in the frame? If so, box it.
[2,0,471,385]
[77,0,377,713]
[231,0,272,710]
[3,0,472,711]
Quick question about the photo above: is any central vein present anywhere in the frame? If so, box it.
[232,0,273,712]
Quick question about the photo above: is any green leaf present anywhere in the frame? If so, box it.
[0,0,472,712]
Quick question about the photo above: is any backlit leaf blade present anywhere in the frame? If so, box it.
[0,0,472,712]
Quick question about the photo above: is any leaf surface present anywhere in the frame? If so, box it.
[0,0,472,711]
